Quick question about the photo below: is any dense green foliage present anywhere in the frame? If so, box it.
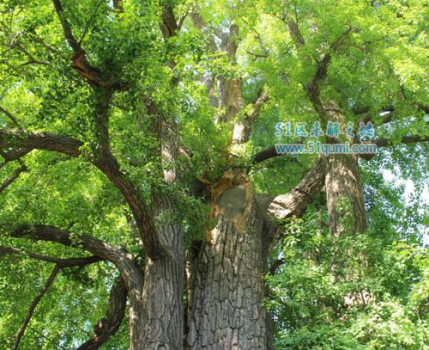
[0,0,428,349]
[268,216,429,349]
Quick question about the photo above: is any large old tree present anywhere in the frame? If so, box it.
[0,0,428,349]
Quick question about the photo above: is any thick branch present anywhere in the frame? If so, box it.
[267,157,325,220]
[0,128,163,259]
[12,225,143,293]
[161,5,179,40]
[354,102,429,117]
[287,20,305,49]
[91,92,163,259]
[76,278,128,350]
[306,54,331,114]
[252,146,300,164]
[372,134,429,147]
[0,130,83,157]
[94,156,164,259]
[359,134,429,161]
[354,103,429,130]
[12,265,60,350]
[0,246,101,267]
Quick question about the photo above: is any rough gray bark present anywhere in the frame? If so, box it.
[130,99,184,349]
[325,153,367,236]
[187,171,270,350]
[267,157,326,221]
[324,107,367,236]
[130,194,184,350]
[185,140,326,350]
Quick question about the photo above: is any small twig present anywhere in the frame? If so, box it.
[0,165,27,194]
[12,265,61,350]
[0,105,22,128]
[78,0,104,45]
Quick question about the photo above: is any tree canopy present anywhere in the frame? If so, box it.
[0,0,428,349]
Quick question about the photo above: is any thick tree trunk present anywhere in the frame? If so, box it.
[130,256,183,350]
[325,154,366,236]
[130,194,184,350]
[186,171,272,350]
[324,106,367,236]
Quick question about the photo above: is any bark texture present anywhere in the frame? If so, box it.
[323,107,367,236]
[187,171,270,350]
[325,154,367,236]
[77,278,127,350]
[267,157,326,221]
[130,194,184,350]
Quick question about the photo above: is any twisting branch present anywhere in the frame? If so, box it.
[76,278,128,350]
[51,0,113,88]
[11,225,143,294]
[91,92,164,260]
[94,154,163,259]
[305,28,354,118]
[12,265,61,350]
